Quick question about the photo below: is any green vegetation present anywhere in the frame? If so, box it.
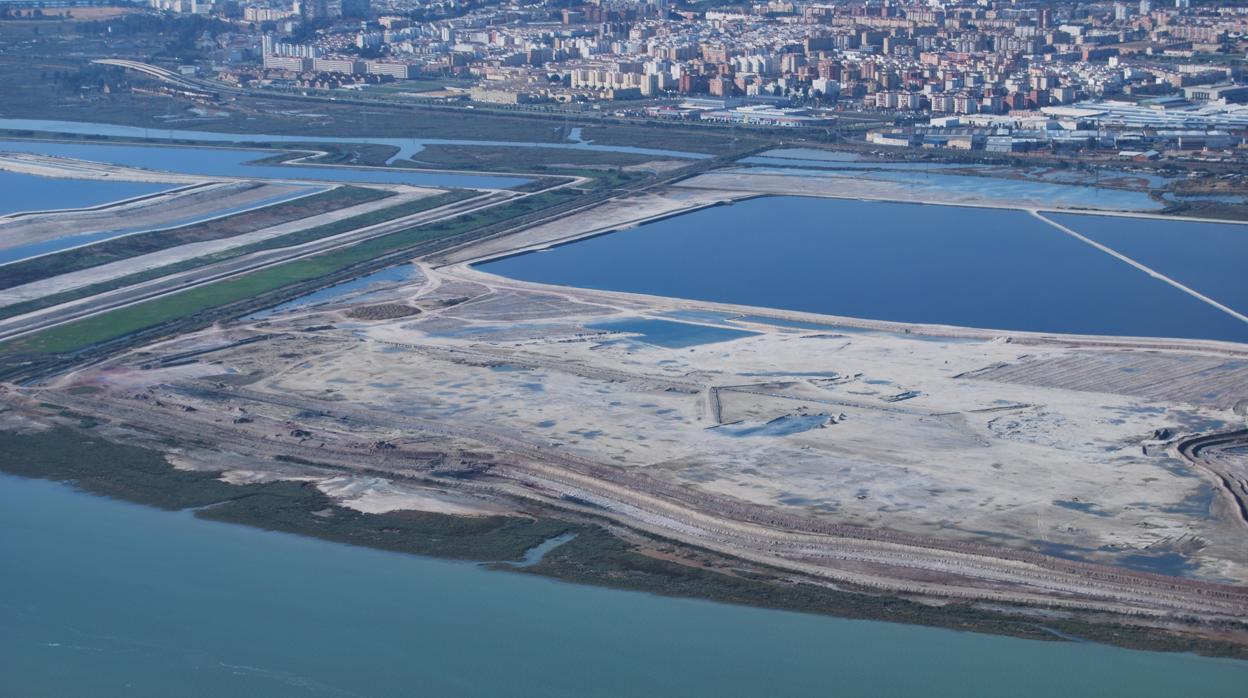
[0,58,773,156]
[557,169,645,189]
[204,488,575,562]
[0,189,578,356]
[0,427,570,561]
[3,423,1244,659]
[395,146,657,190]
[0,426,256,510]
[508,176,578,193]
[6,257,345,354]
[215,189,477,254]
[0,185,388,291]
[0,58,562,144]
[1161,199,1248,222]
[251,143,400,168]
[522,526,1248,658]
[401,143,662,171]
[578,123,769,155]
[0,190,475,323]
[523,526,1055,637]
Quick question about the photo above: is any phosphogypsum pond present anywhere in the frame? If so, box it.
[478,196,1248,344]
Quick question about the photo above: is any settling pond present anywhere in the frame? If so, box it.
[478,196,1248,344]
[0,170,173,216]
[0,183,323,266]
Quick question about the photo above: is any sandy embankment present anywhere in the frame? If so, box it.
[435,187,748,266]
[0,188,438,308]
[677,169,1157,212]
[0,152,210,185]
[0,181,316,252]
[170,453,509,517]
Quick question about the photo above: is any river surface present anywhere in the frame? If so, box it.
[0,170,172,216]
[2,473,1245,697]
[478,196,1248,343]
[0,118,713,162]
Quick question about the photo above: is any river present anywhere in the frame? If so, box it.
[0,118,714,162]
[2,474,1244,697]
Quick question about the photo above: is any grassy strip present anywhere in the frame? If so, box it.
[392,155,645,190]
[257,143,400,168]
[3,424,1244,659]
[508,176,577,193]
[2,189,579,355]
[0,190,475,323]
[211,189,477,256]
[558,169,644,189]
[204,484,574,562]
[402,143,660,171]
[0,185,389,291]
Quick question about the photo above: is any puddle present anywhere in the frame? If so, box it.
[587,318,757,348]
[713,413,831,438]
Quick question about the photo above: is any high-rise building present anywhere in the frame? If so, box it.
[640,72,660,97]
[300,0,331,20]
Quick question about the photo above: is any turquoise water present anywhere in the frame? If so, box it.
[587,317,757,348]
[2,473,1245,697]
[1049,213,1248,316]
[0,140,527,189]
[714,413,832,437]
[0,170,171,216]
[479,197,1248,343]
[504,532,578,568]
[244,264,419,320]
